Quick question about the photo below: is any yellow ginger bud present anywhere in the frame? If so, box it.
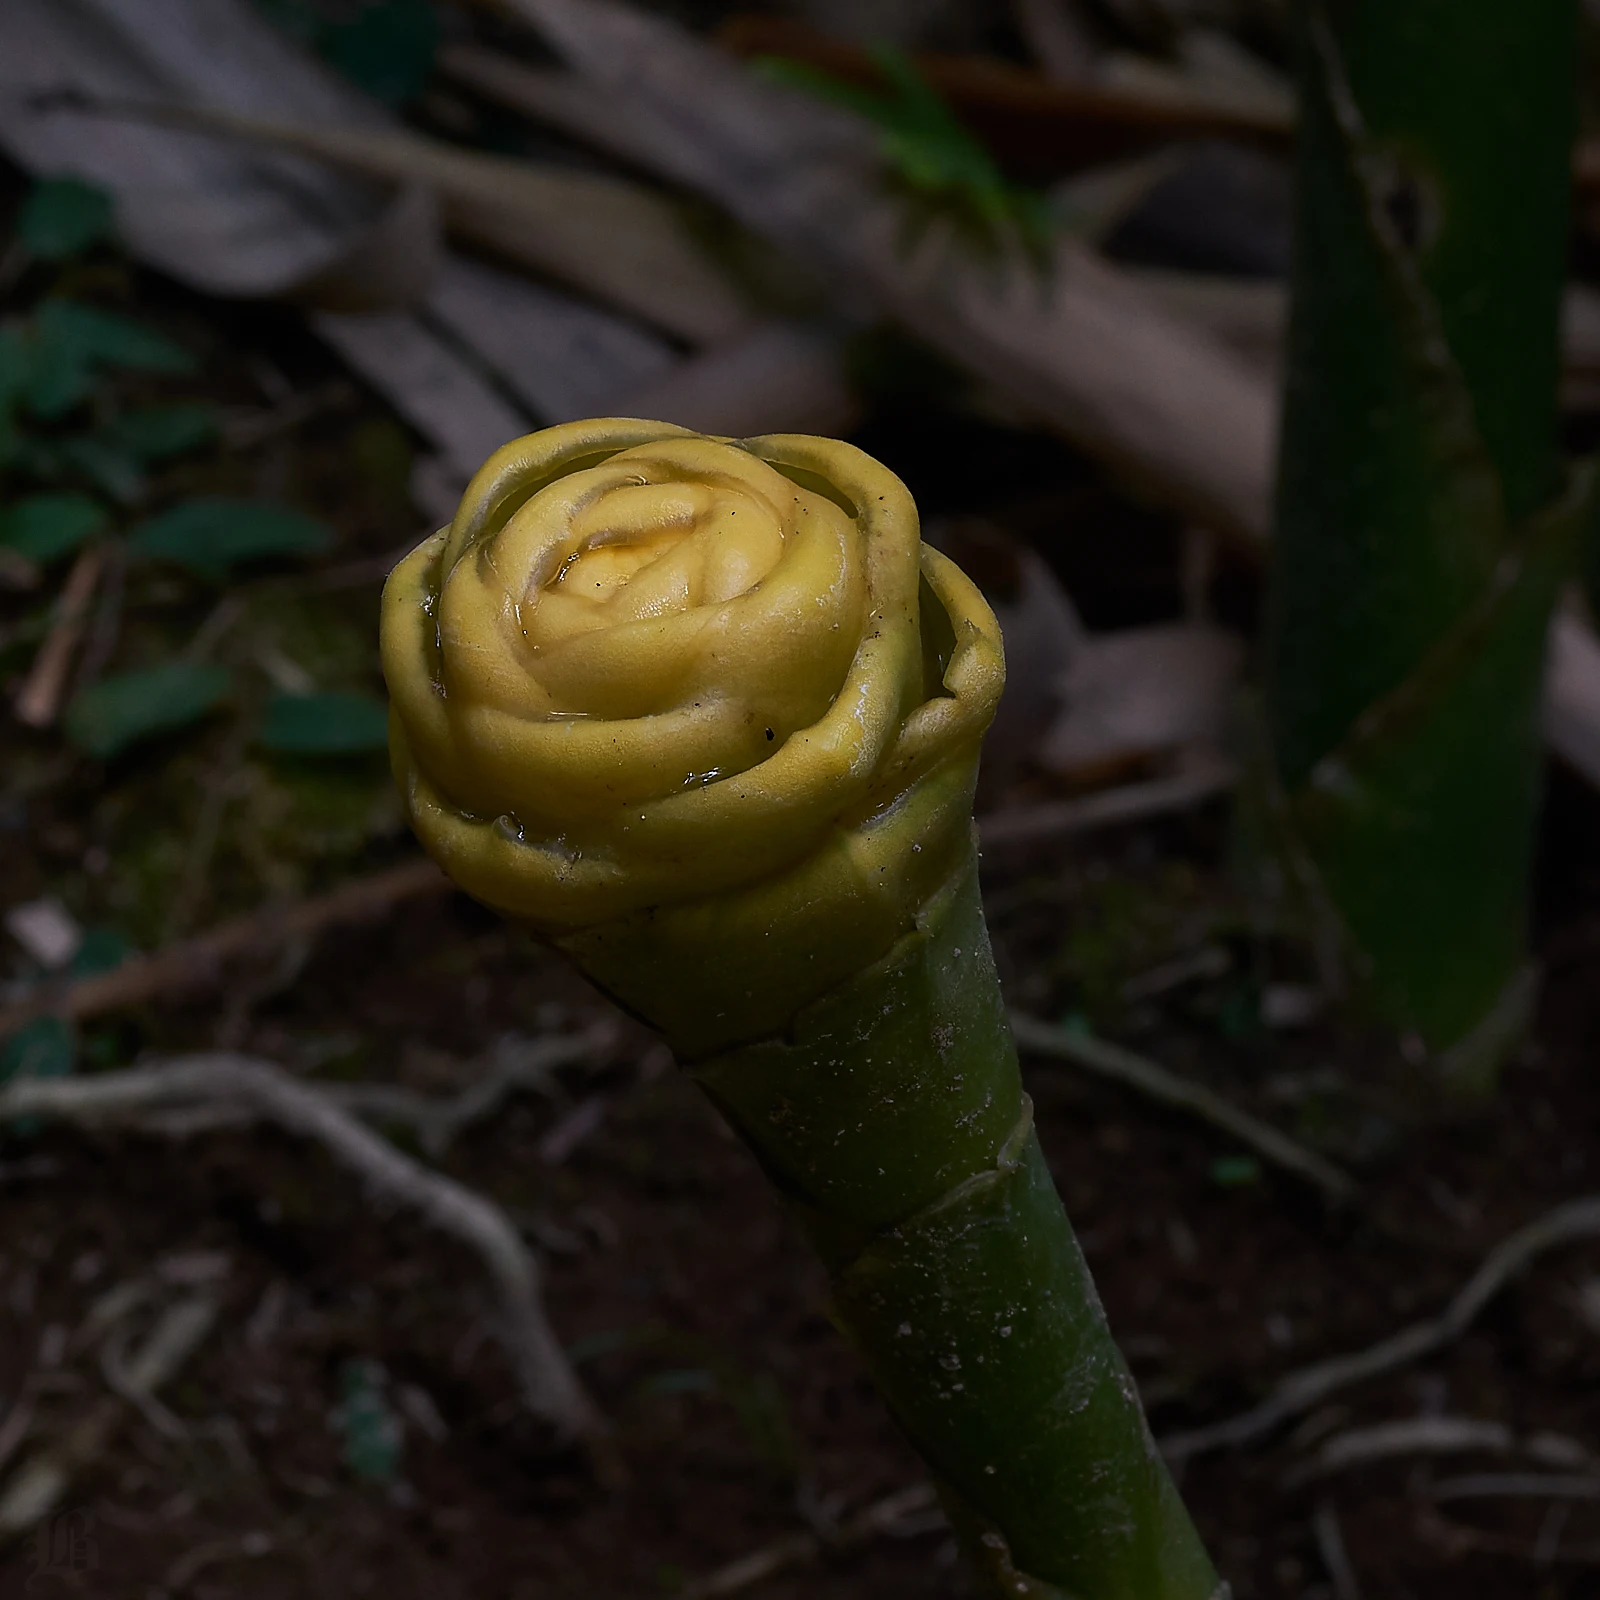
[381,419,1003,1052]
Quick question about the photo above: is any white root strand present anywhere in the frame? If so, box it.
[1162,1195,1600,1462]
[0,1055,602,1442]
[1010,1011,1357,1203]
[325,1021,616,1157]
[682,1483,942,1599]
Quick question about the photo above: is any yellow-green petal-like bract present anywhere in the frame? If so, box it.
[381,418,1003,1049]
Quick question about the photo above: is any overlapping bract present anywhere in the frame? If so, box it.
[380,419,1003,935]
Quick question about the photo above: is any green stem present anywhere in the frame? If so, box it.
[584,846,1219,1598]
[1266,0,1582,1076]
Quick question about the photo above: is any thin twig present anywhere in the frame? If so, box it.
[212,935,312,1053]
[1287,1416,1518,1487]
[1417,1501,1600,1566]
[326,1023,617,1157]
[115,1032,615,1148]
[681,1483,942,1599]
[0,1055,602,1442]
[162,718,252,945]
[1536,1501,1573,1567]
[1009,1012,1357,1202]
[13,544,105,729]
[1314,1500,1364,1600]
[220,380,354,450]
[1430,1474,1600,1504]
[72,539,127,697]
[101,1316,192,1441]
[0,1295,218,1542]
[0,859,452,1037]
[979,754,1235,848]
[160,1529,278,1594]
[1162,1195,1600,1462]
[0,1397,35,1477]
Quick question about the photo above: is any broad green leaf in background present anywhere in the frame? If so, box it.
[24,301,196,420]
[1266,0,1579,1079]
[260,691,390,755]
[0,493,108,564]
[64,662,232,759]
[106,402,220,462]
[19,177,115,262]
[129,497,332,579]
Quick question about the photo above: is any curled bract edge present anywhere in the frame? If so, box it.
[381,418,1004,1047]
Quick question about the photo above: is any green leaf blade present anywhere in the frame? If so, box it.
[0,324,32,412]
[107,402,219,462]
[0,493,108,564]
[19,178,115,261]
[129,498,333,579]
[1,1016,76,1086]
[322,0,441,106]
[33,301,197,379]
[260,691,390,755]
[65,662,233,759]
[53,436,146,504]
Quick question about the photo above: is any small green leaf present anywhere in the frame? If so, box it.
[21,341,91,421]
[129,497,332,579]
[0,1016,75,1087]
[322,0,441,106]
[642,1368,717,1397]
[0,494,108,564]
[333,1359,404,1485]
[106,402,218,462]
[24,301,196,421]
[1215,982,1263,1040]
[260,691,390,755]
[254,0,322,45]
[0,324,33,413]
[19,178,115,261]
[34,300,195,375]
[1,1016,76,1135]
[762,45,1053,262]
[565,1325,661,1364]
[53,435,146,504]
[19,302,194,421]
[64,662,232,759]
[71,927,133,977]
[1210,1156,1263,1188]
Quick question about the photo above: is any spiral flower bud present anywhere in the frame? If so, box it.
[381,419,1003,1050]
